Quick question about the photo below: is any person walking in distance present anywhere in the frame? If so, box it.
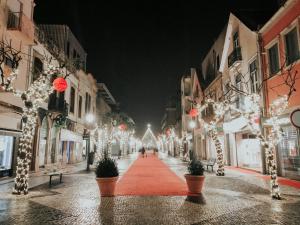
[141,147,145,158]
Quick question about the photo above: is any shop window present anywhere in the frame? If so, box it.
[268,43,280,75]
[0,135,14,171]
[285,27,300,65]
[278,126,300,178]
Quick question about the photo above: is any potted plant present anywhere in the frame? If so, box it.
[184,159,205,194]
[95,154,119,197]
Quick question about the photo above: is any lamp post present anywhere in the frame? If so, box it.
[84,113,96,171]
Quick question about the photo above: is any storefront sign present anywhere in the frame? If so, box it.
[290,109,300,129]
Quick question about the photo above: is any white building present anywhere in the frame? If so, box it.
[220,13,264,172]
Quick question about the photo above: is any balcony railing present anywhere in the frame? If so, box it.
[228,47,242,68]
[7,10,21,30]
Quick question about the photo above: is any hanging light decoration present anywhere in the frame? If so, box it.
[189,108,198,117]
[53,77,67,92]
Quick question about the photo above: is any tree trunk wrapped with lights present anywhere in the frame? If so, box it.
[208,124,225,176]
[238,94,286,199]
[1,65,60,195]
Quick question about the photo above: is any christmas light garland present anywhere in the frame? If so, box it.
[195,93,286,199]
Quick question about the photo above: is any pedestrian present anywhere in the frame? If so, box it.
[141,147,145,158]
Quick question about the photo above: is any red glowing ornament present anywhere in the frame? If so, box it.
[189,108,198,117]
[53,77,67,92]
[119,124,127,130]
[166,128,171,136]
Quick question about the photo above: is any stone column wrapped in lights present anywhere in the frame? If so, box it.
[1,65,60,195]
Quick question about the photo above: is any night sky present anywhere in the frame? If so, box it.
[34,0,278,136]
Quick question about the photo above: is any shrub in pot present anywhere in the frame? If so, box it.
[184,159,205,194]
[95,155,119,197]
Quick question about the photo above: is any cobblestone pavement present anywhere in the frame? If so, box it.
[0,152,300,225]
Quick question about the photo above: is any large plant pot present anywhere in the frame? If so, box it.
[96,176,118,197]
[184,174,205,194]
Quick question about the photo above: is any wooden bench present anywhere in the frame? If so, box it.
[49,172,63,186]
[202,158,216,172]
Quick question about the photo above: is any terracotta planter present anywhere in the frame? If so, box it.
[184,174,205,194]
[96,176,118,197]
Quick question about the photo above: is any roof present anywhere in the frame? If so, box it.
[231,9,278,31]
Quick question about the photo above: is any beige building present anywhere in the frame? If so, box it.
[220,13,264,172]
[0,0,35,177]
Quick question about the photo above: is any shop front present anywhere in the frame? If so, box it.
[224,116,263,172]
[60,129,83,164]
[0,132,19,177]
[0,111,21,178]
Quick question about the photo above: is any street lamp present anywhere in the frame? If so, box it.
[84,113,96,171]
[188,120,196,129]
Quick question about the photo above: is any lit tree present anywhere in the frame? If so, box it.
[0,43,61,194]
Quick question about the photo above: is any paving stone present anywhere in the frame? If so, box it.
[0,153,299,225]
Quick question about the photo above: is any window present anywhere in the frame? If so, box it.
[278,126,300,179]
[285,27,300,65]
[233,31,239,49]
[78,96,82,118]
[235,74,242,108]
[70,87,75,113]
[32,57,43,82]
[67,42,70,57]
[216,55,220,71]
[85,92,91,113]
[268,43,280,75]
[249,59,259,93]
[73,49,77,59]
[4,57,13,68]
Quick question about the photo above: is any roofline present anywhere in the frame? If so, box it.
[259,0,296,33]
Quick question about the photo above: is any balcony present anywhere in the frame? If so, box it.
[48,95,69,115]
[7,10,34,43]
[228,47,242,68]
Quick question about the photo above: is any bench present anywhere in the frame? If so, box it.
[49,172,63,186]
[202,158,216,172]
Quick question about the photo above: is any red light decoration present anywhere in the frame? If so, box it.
[189,108,198,117]
[119,124,127,130]
[166,128,171,136]
[53,77,67,92]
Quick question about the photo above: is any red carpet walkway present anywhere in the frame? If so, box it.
[115,153,188,196]
[226,166,300,189]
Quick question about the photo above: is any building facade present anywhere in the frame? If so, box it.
[260,0,300,180]
[219,13,265,172]
[0,0,35,177]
